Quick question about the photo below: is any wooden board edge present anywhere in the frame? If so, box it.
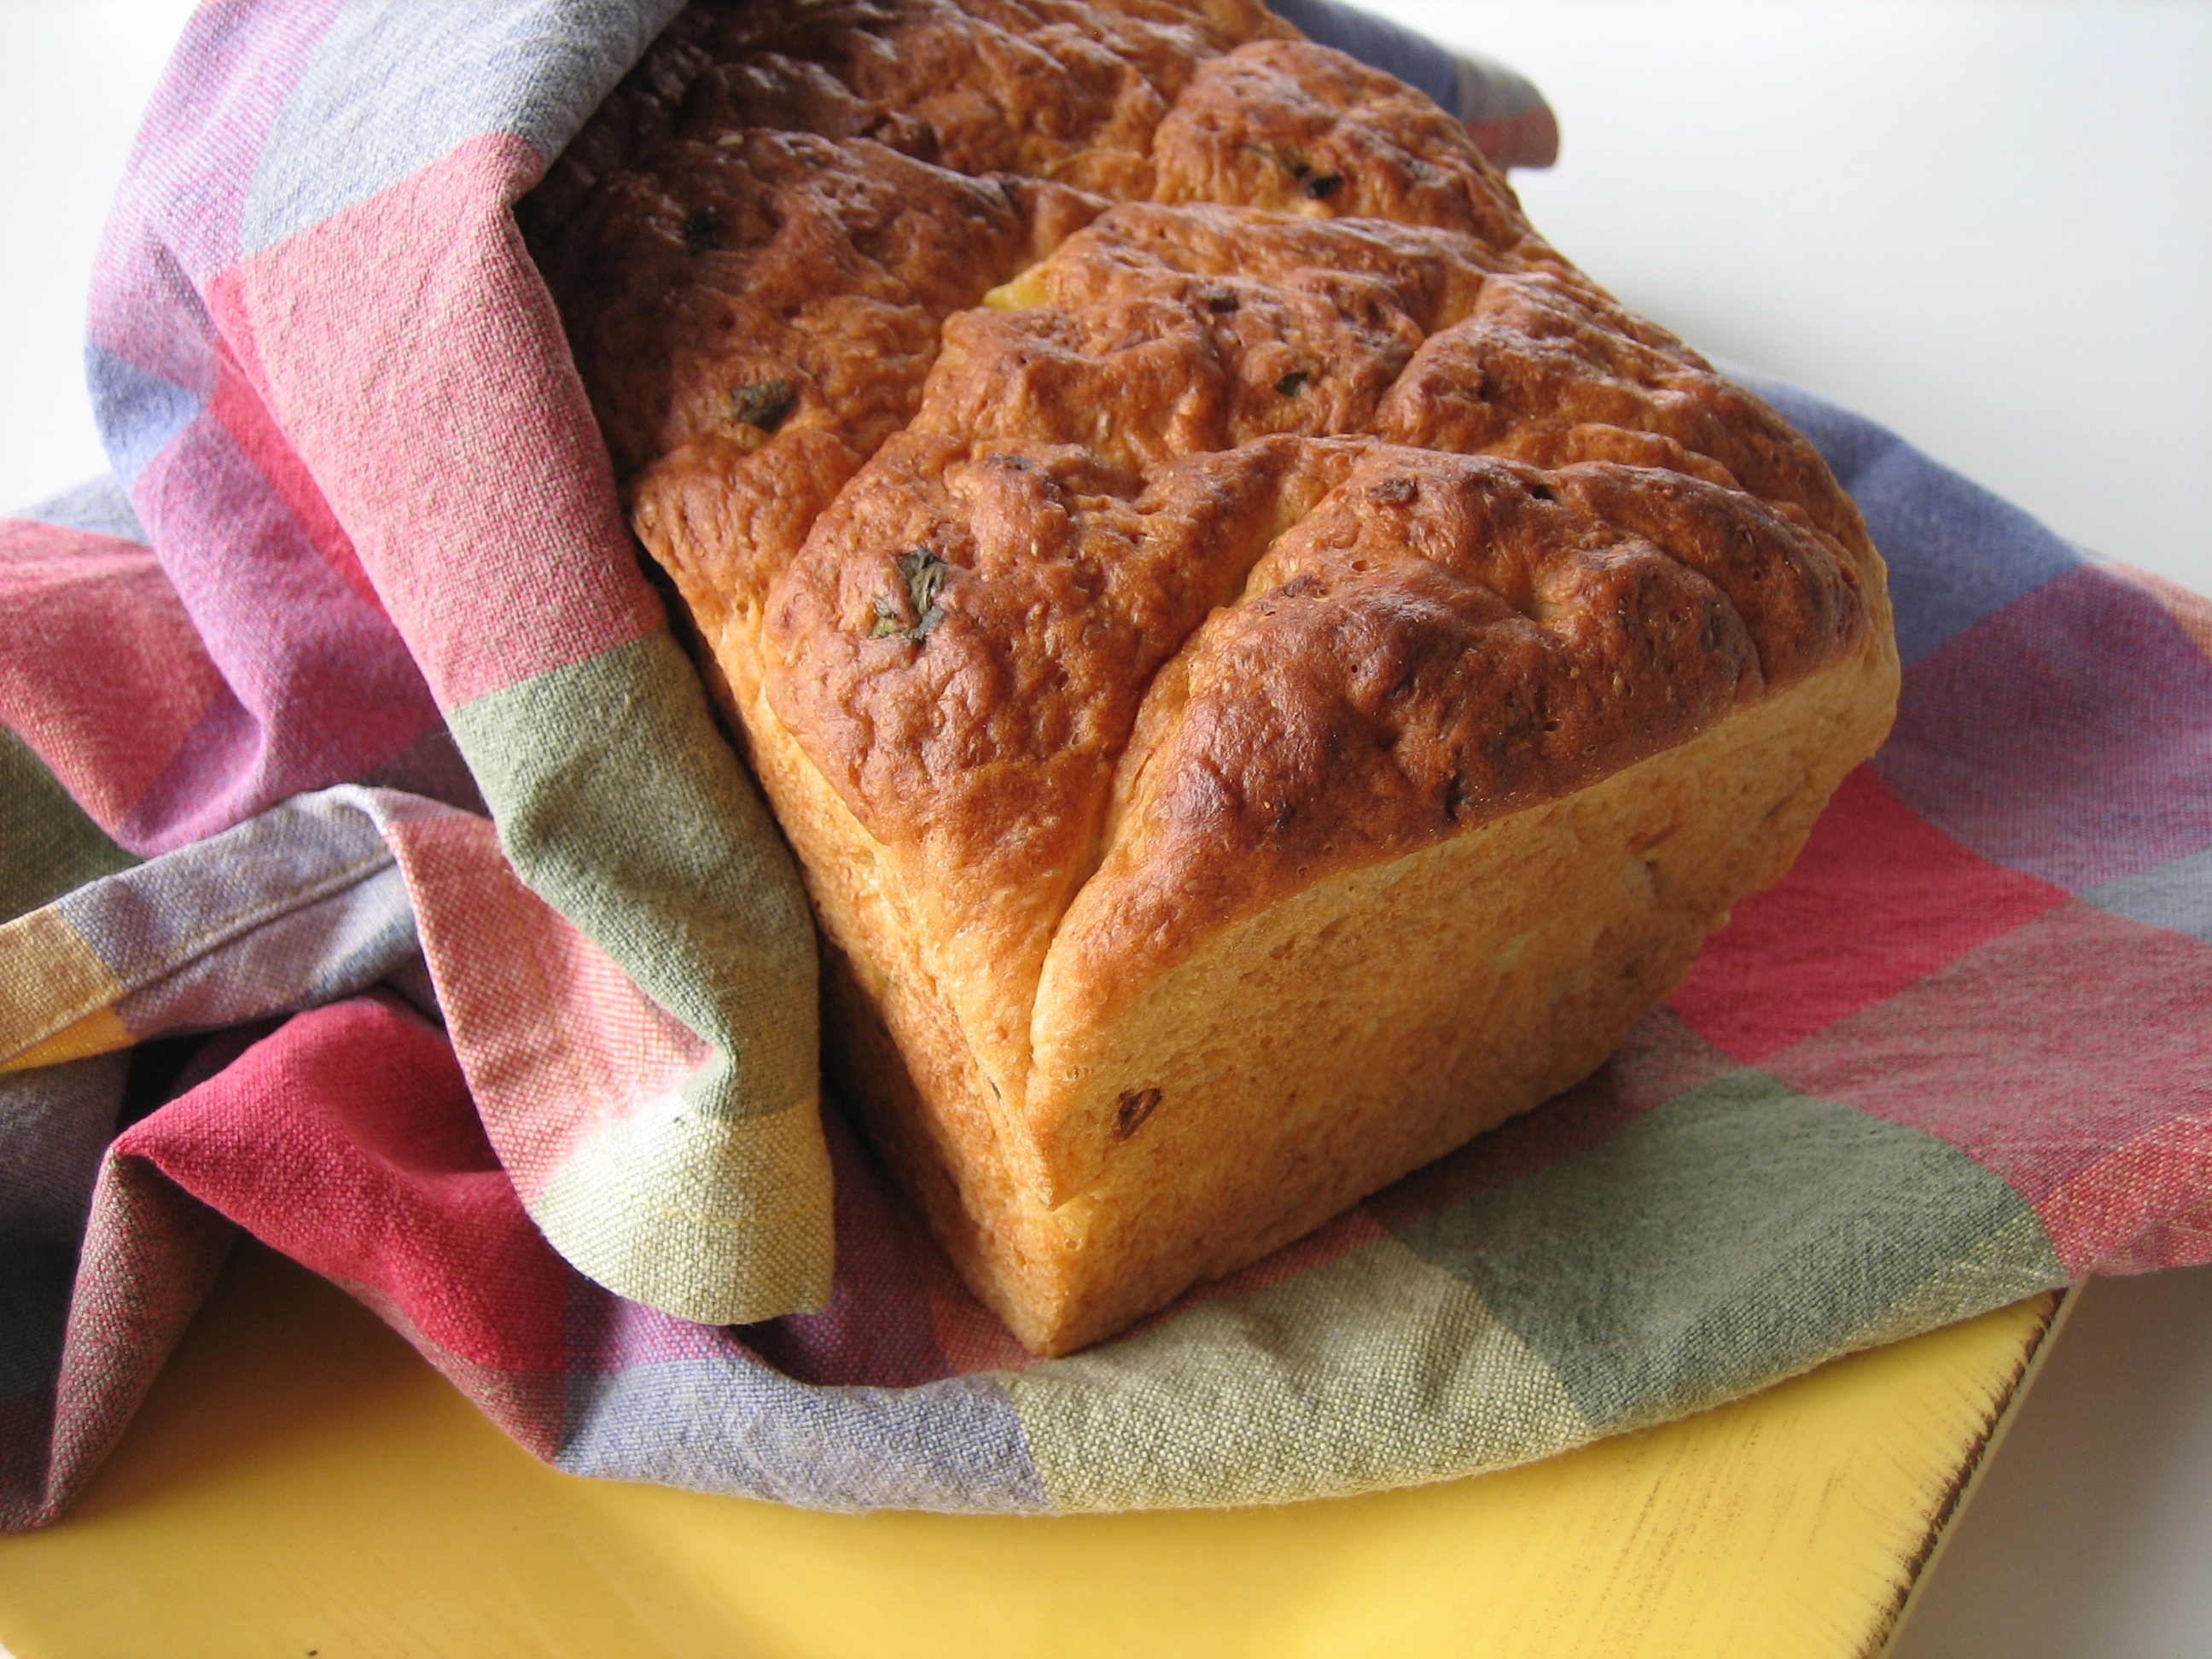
[1871,1282,2080,1658]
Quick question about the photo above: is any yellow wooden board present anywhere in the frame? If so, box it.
[0,1240,2062,1659]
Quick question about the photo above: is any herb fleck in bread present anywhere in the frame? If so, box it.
[526,0,1899,1355]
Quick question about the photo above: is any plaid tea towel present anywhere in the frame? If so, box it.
[3,0,2207,1525]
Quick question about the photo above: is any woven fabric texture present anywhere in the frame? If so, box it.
[3,0,2208,1527]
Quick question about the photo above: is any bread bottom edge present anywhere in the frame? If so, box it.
[823,652,1892,1356]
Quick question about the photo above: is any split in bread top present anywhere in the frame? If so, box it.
[524,0,1883,1210]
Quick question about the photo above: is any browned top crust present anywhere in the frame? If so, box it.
[528,0,1884,1097]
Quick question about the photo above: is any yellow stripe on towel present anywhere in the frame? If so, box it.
[2,1005,136,1072]
[0,906,128,1069]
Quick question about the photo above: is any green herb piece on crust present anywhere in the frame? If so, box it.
[731,378,796,432]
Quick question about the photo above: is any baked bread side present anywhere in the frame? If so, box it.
[528,0,1899,1354]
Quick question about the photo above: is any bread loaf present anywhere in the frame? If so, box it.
[525,0,1899,1354]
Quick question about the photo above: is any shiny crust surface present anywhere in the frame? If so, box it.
[528,0,1888,1155]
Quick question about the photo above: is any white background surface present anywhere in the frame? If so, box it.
[3,2,2210,1653]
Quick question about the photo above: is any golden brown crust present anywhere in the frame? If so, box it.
[913,206,1494,467]
[1046,442,1871,1010]
[762,433,1322,1110]
[528,0,1900,1352]
[880,655,1895,1350]
[1150,40,1538,246]
[533,131,1083,479]
[1375,268,1867,545]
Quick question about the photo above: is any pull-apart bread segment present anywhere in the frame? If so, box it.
[527,0,1899,1355]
